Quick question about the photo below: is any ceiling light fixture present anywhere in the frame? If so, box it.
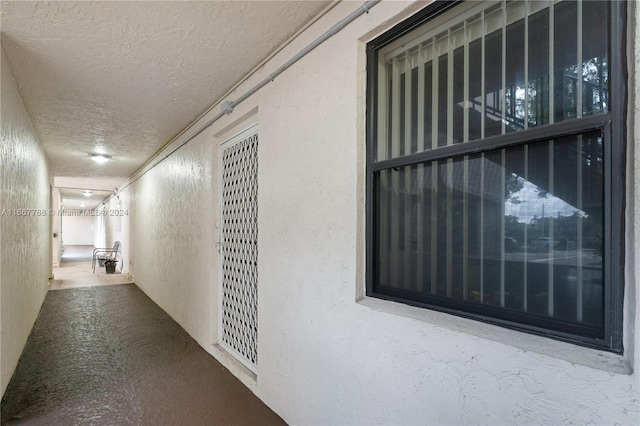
[80,202,86,207]
[82,191,92,197]
[90,154,110,164]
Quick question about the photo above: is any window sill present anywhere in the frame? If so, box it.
[358,296,633,375]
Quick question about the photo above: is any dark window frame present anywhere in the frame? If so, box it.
[365,0,627,353]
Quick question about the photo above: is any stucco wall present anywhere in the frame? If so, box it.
[107,193,130,277]
[61,214,94,246]
[0,47,50,397]
[114,1,640,423]
[51,188,61,267]
[123,131,214,344]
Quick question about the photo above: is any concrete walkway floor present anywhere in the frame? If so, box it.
[52,245,133,290]
[1,284,285,425]
[51,260,134,290]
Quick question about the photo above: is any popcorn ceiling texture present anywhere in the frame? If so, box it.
[0,47,51,397]
[0,1,331,185]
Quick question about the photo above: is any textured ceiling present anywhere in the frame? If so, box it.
[59,188,112,210]
[1,0,332,192]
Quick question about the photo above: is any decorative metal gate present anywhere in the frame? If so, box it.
[219,126,258,371]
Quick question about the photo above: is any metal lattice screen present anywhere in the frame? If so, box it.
[220,131,258,370]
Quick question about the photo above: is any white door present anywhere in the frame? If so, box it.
[219,125,258,372]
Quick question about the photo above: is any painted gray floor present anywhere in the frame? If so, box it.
[1,284,284,425]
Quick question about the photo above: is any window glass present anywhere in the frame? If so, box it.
[373,130,604,337]
[553,0,578,122]
[582,0,608,116]
[369,0,622,351]
[528,6,550,127]
[505,3,525,133]
[375,0,610,161]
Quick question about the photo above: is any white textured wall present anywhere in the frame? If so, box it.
[93,210,105,250]
[61,214,94,246]
[124,131,214,343]
[0,47,50,397]
[105,192,130,277]
[51,188,61,266]
[112,1,640,424]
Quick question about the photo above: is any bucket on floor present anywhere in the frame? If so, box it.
[104,260,117,274]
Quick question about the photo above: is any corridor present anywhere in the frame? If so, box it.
[2,1,639,424]
[0,284,284,425]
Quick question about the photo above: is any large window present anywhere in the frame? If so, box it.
[366,0,626,352]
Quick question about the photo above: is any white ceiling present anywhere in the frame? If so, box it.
[59,188,112,210]
[1,0,332,199]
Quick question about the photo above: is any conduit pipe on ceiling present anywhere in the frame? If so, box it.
[118,0,381,194]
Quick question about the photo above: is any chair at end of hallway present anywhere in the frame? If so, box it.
[92,241,121,273]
